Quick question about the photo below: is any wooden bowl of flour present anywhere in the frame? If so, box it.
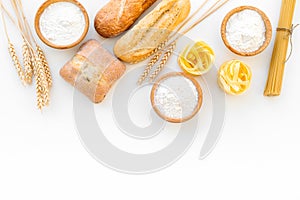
[150,72,203,123]
[221,6,272,56]
[35,0,89,49]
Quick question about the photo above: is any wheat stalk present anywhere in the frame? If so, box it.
[1,0,52,110]
[33,56,45,110]
[149,41,176,81]
[36,44,52,88]
[138,51,164,84]
[32,53,49,109]
[137,40,168,84]
[152,40,167,54]
[8,42,26,85]
[137,0,230,84]
[22,40,33,84]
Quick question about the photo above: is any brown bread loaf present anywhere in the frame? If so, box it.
[114,0,191,63]
[94,0,157,38]
[60,40,126,103]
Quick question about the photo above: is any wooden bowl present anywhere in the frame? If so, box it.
[35,0,89,49]
[150,72,203,123]
[221,6,272,56]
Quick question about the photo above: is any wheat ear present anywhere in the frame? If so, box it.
[22,40,33,84]
[36,44,52,88]
[149,41,176,81]
[33,56,45,110]
[137,40,168,84]
[8,42,26,85]
[32,53,49,110]
[138,51,164,84]
[152,40,168,54]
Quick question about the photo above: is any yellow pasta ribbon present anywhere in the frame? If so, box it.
[178,41,215,75]
[218,60,252,95]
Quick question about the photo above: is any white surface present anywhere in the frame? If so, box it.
[0,0,300,199]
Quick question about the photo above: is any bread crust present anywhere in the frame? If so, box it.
[60,40,126,103]
[94,0,157,38]
[114,0,191,63]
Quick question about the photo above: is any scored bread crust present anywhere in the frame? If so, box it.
[114,0,191,63]
[94,0,157,38]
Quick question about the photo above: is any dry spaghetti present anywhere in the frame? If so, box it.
[264,0,296,96]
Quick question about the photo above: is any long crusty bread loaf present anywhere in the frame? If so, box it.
[114,0,190,63]
[60,40,126,103]
[94,0,157,38]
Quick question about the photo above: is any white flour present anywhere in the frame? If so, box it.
[154,76,199,120]
[39,2,86,46]
[226,9,266,53]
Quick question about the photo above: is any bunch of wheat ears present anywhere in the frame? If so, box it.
[138,0,231,85]
[0,0,52,110]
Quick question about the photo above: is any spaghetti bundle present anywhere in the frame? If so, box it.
[264,0,296,96]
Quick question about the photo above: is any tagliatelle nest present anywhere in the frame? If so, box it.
[218,60,252,95]
[178,41,215,76]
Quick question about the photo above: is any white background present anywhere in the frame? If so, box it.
[1,0,300,199]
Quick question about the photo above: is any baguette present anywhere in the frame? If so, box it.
[114,0,191,63]
[60,40,126,103]
[94,0,157,38]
